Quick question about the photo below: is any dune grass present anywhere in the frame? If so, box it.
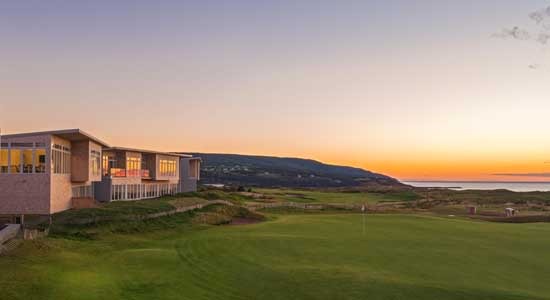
[54,190,254,225]
[2,212,550,300]
[51,196,207,225]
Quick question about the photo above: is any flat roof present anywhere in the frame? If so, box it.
[172,153,202,161]
[2,130,197,158]
[105,146,188,157]
[1,129,110,147]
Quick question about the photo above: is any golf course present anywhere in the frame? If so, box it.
[2,209,550,300]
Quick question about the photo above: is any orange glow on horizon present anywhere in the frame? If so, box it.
[316,151,550,182]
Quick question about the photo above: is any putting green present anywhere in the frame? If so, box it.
[2,214,550,300]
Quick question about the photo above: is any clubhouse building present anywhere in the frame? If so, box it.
[0,129,201,220]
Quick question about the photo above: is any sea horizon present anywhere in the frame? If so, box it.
[403,180,550,192]
[403,180,550,183]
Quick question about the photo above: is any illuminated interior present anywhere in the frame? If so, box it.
[160,159,177,177]
[126,157,141,177]
[35,149,46,173]
[10,149,21,173]
[0,149,7,173]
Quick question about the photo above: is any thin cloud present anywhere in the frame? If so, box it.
[493,26,531,40]
[529,6,550,25]
[494,5,550,69]
[492,173,550,177]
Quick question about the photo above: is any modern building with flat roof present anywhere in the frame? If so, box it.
[0,129,200,222]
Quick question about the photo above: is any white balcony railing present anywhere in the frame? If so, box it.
[110,183,179,201]
[72,185,94,198]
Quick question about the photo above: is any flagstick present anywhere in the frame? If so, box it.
[362,202,366,236]
[362,211,365,236]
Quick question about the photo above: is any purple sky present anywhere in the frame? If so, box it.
[1,0,550,180]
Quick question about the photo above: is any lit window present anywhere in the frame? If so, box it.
[126,157,141,177]
[10,149,21,173]
[91,150,101,176]
[35,149,46,173]
[1,143,48,174]
[22,149,33,173]
[0,149,7,173]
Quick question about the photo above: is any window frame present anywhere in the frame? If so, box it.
[51,143,71,174]
[0,142,49,175]
[90,150,101,177]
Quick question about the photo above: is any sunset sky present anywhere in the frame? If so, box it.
[2,0,550,181]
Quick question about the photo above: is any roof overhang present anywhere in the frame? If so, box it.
[1,129,110,147]
[105,146,188,157]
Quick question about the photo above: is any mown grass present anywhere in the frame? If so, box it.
[255,188,420,204]
[2,213,550,300]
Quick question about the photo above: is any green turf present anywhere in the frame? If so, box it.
[2,213,550,300]
[255,188,420,204]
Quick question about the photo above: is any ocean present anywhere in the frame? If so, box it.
[403,181,550,192]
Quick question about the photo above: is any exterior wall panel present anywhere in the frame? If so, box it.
[50,174,72,213]
[179,158,200,192]
[0,174,51,214]
[0,134,52,215]
[71,140,89,182]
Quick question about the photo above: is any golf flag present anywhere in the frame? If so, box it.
[361,203,366,236]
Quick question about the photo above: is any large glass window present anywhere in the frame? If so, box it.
[0,149,7,173]
[22,149,33,173]
[126,157,140,177]
[35,149,46,173]
[91,150,101,176]
[159,159,177,176]
[52,144,71,174]
[0,143,48,174]
[10,149,21,173]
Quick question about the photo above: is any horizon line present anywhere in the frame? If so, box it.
[402,180,550,183]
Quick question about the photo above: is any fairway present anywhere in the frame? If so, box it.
[255,188,420,203]
[2,214,550,300]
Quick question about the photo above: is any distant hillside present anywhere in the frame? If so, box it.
[186,153,403,188]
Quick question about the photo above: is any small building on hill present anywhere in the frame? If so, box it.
[505,207,518,217]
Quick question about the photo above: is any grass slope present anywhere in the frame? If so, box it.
[2,213,550,300]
